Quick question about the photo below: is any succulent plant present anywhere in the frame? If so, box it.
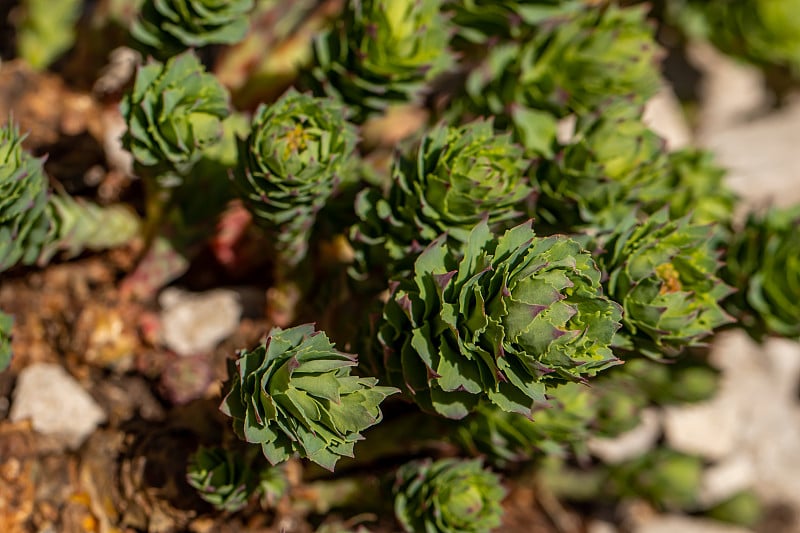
[0,121,52,272]
[187,446,255,512]
[256,464,289,508]
[120,50,230,176]
[234,89,357,266]
[595,211,734,358]
[0,310,12,372]
[379,220,622,420]
[14,0,82,70]
[609,448,703,510]
[446,0,589,43]
[534,101,671,232]
[220,324,398,471]
[663,148,737,228]
[309,0,454,121]
[723,205,800,340]
[394,458,505,533]
[460,4,662,120]
[685,0,800,75]
[353,119,533,277]
[131,0,255,59]
[41,195,141,263]
[455,382,596,467]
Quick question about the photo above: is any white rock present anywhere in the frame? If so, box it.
[698,454,756,507]
[588,408,661,464]
[634,515,753,533]
[159,287,242,356]
[9,364,106,449]
[643,85,692,150]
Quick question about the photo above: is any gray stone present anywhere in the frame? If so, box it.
[634,515,753,533]
[9,363,106,450]
[159,287,242,356]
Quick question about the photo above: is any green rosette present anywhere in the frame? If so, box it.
[534,101,671,232]
[353,119,532,278]
[0,310,13,372]
[220,324,398,471]
[378,220,622,419]
[394,458,505,533]
[0,121,53,272]
[310,0,454,121]
[234,89,357,266]
[597,211,734,358]
[120,50,230,176]
[186,446,255,512]
[461,4,662,119]
[723,205,800,340]
[131,0,255,59]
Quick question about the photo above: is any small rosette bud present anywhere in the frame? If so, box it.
[187,446,254,512]
[310,0,454,121]
[394,458,505,533]
[597,211,734,357]
[378,220,622,419]
[0,121,53,272]
[131,0,255,59]
[353,120,532,277]
[723,205,800,340]
[120,51,230,175]
[234,90,357,266]
[220,324,398,471]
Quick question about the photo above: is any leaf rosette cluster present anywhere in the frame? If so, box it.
[132,0,255,59]
[379,220,622,420]
[0,121,52,272]
[353,120,532,277]
[723,205,800,340]
[234,90,357,265]
[310,0,453,121]
[220,324,397,471]
[597,211,734,357]
[187,446,254,512]
[121,51,230,175]
[394,458,505,533]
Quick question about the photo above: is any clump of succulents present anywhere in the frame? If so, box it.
[0,121,52,272]
[723,205,800,340]
[309,0,454,121]
[353,119,532,277]
[187,446,255,512]
[234,90,357,266]
[595,211,733,357]
[379,220,622,419]
[220,324,397,471]
[121,50,230,178]
[131,0,255,59]
[394,458,505,533]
